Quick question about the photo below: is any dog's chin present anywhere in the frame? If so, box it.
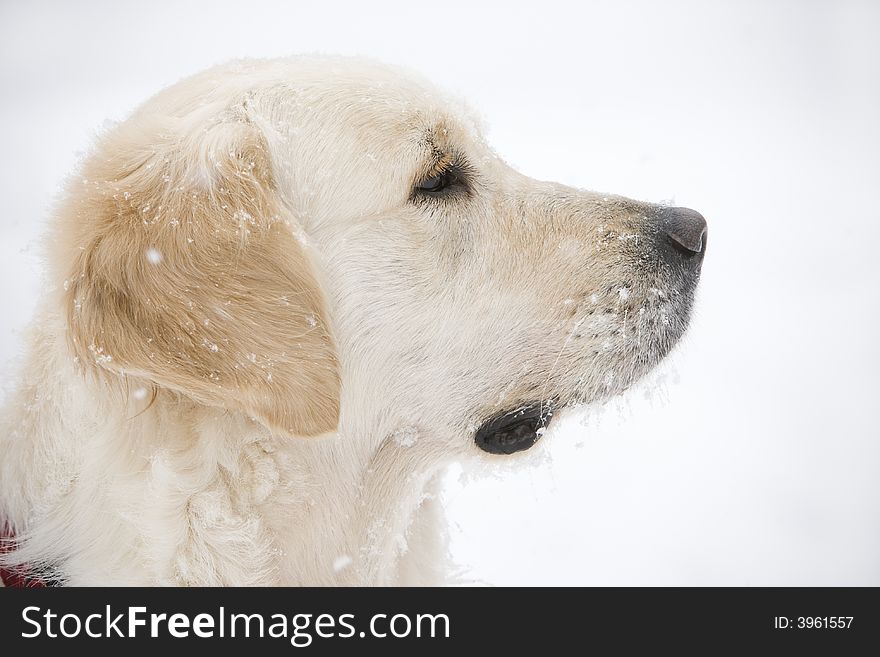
[474,401,556,455]
[474,319,693,456]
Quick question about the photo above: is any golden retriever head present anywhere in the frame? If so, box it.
[60,56,705,455]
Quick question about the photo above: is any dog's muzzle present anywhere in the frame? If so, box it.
[474,402,555,455]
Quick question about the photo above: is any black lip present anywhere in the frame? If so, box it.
[474,401,555,455]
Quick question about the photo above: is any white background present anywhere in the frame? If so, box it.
[1,0,878,585]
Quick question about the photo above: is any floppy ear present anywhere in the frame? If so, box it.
[63,114,340,437]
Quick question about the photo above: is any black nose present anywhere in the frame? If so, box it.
[661,207,707,255]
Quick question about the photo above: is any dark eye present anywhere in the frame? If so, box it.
[416,170,454,194]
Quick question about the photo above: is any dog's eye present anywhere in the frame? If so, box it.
[415,171,454,194]
[412,159,472,202]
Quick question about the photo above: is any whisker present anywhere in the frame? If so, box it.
[539,314,587,417]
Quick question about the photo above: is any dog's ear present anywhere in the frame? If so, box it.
[63,114,340,437]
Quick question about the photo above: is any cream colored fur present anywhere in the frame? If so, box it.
[0,57,698,585]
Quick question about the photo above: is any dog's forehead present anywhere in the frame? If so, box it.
[277,58,485,146]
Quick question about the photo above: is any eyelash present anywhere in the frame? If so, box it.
[412,161,471,201]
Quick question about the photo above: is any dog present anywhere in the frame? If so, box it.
[0,56,706,585]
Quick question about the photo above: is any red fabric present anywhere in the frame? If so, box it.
[0,526,46,587]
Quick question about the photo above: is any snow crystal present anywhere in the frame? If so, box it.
[333,555,353,572]
[145,247,163,264]
[132,387,148,401]
[88,343,112,366]
[292,227,310,247]
[617,287,630,302]
[392,426,418,447]
[590,293,599,304]
[233,209,255,226]
[305,314,317,328]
